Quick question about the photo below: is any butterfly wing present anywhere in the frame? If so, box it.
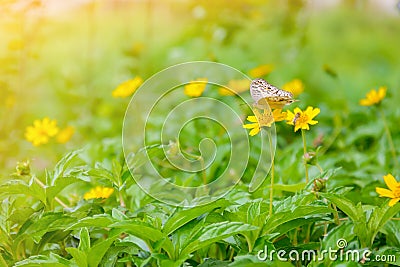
[250,78,295,109]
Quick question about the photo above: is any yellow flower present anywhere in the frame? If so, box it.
[282,79,304,97]
[243,108,287,136]
[112,76,143,98]
[56,126,74,144]
[25,117,59,146]
[218,79,251,96]
[184,78,207,97]
[286,106,320,132]
[8,39,24,51]
[248,64,274,78]
[84,186,114,200]
[376,174,400,207]
[359,86,386,106]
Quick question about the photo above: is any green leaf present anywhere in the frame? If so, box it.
[52,150,82,183]
[163,199,230,235]
[33,230,72,255]
[365,201,400,247]
[0,254,8,267]
[370,246,400,266]
[13,253,72,267]
[66,247,87,267]
[110,220,174,259]
[111,208,128,221]
[273,182,306,193]
[87,229,124,267]
[262,206,332,235]
[320,192,363,222]
[180,222,258,257]
[78,228,90,253]
[66,215,114,230]
[46,176,83,203]
[381,220,400,247]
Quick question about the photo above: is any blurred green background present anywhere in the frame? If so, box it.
[1,0,400,177]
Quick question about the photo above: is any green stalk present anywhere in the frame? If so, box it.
[268,130,275,216]
[379,107,399,169]
[301,129,309,183]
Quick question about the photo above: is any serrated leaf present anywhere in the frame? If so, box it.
[320,193,362,222]
[262,206,332,235]
[53,150,82,183]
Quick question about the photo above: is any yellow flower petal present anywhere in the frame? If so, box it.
[281,79,304,97]
[57,126,74,144]
[84,186,114,200]
[376,187,395,198]
[389,198,400,207]
[248,64,274,78]
[112,77,143,98]
[219,79,250,96]
[247,116,258,123]
[249,127,260,136]
[383,174,399,192]
[184,78,207,97]
[243,123,259,129]
[359,87,386,106]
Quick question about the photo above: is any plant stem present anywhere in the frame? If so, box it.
[332,204,340,225]
[379,108,399,169]
[316,163,324,173]
[301,129,309,183]
[34,177,70,209]
[118,191,126,208]
[268,130,275,216]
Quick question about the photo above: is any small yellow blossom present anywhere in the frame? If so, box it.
[56,126,75,144]
[282,79,304,97]
[25,117,59,146]
[359,87,386,106]
[8,39,24,51]
[218,79,251,96]
[184,78,207,97]
[248,64,274,78]
[243,108,287,136]
[112,76,143,98]
[376,174,400,207]
[286,106,320,132]
[84,186,114,200]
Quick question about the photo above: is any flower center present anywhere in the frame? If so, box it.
[394,186,400,198]
[296,114,308,125]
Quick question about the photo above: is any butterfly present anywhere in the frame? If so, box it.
[250,78,297,109]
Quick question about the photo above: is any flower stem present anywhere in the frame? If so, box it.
[268,130,274,216]
[379,108,399,169]
[301,129,309,183]
[34,177,70,209]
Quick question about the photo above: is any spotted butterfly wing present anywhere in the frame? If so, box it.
[250,78,296,109]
